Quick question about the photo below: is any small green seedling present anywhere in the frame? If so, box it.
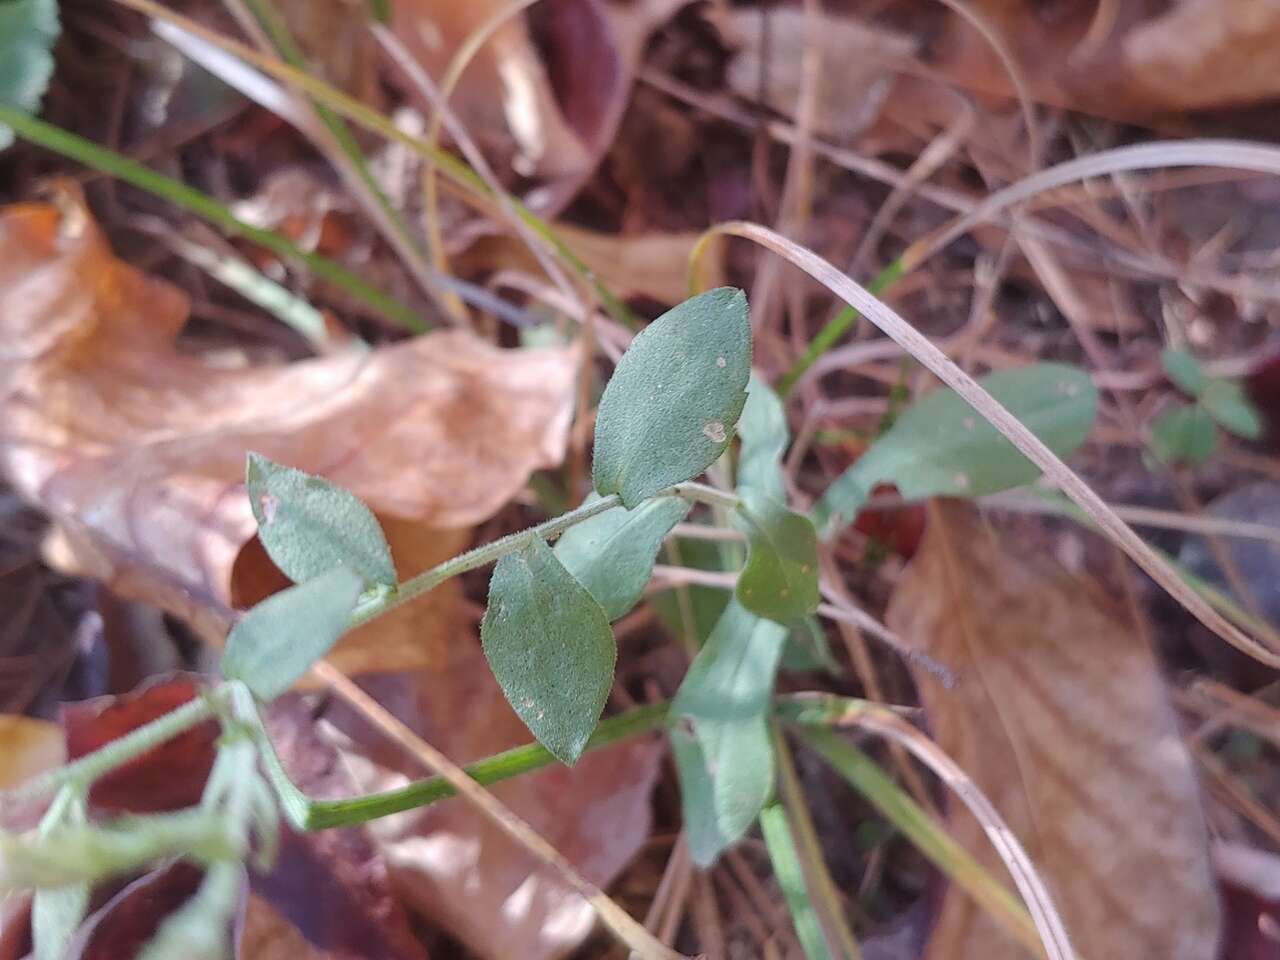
[1151,349,1263,465]
[0,287,1102,958]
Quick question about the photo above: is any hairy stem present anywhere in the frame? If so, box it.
[351,482,740,629]
[239,679,669,830]
[5,694,222,803]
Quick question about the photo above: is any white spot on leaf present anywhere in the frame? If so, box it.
[258,493,280,524]
[702,421,727,443]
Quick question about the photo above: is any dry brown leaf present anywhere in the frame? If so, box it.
[391,0,592,179]
[723,7,917,140]
[238,896,333,960]
[886,501,1221,959]
[390,0,690,213]
[0,195,577,672]
[918,0,1280,122]
[0,716,64,790]
[309,642,663,960]
[455,223,726,306]
[1123,0,1280,112]
[274,0,381,106]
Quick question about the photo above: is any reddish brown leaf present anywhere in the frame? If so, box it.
[62,676,218,814]
[887,501,1221,960]
[63,862,214,960]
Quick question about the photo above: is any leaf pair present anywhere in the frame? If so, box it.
[480,289,751,763]
[222,456,397,703]
[1152,349,1262,465]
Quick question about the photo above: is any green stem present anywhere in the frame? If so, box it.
[777,258,904,397]
[772,727,862,959]
[0,106,428,333]
[349,492,624,627]
[672,481,741,511]
[237,677,669,830]
[351,482,740,629]
[760,801,832,960]
[5,694,221,803]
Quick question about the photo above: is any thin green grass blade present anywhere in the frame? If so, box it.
[0,105,427,332]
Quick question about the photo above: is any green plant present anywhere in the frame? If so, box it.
[0,287,1097,959]
[1149,348,1264,465]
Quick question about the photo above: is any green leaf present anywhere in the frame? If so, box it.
[737,373,789,500]
[672,598,787,866]
[734,491,820,623]
[814,363,1097,535]
[481,537,616,764]
[780,617,839,674]
[1150,403,1218,465]
[222,567,364,701]
[669,726,734,866]
[246,453,396,588]
[1200,379,1263,440]
[593,288,751,507]
[553,493,690,621]
[759,802,832,960]
[1162,349,1206,396]
[0,0,58,151]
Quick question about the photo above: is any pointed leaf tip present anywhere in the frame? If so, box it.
[245,453,396,588]
[593,288,751,506]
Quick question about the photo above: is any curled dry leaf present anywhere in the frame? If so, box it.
[723,6,917,139]
[310,641,663,960]
[886,501,1220,960]
[921,0,1280,121]
[62,675,220,814]
[391,0,691,208]
[0,195,577,672]
[390,0,593,179]
[455,223,727,307]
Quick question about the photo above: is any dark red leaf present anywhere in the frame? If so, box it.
[62,675,219,813]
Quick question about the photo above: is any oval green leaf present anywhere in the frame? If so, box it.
[1150,402,1218,465]
[1161,349,1206,397]
[814,363,1098,535]
[554,493,690,621]
[0,0,58,151]
[593,288,751,507]
[246,453,396,588]
[734,491,820,623]
[737,373,789,500]
[481,537,616,764]
[1199,379,1263,440]
[672,598,787,866]
[222,567,364,702]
